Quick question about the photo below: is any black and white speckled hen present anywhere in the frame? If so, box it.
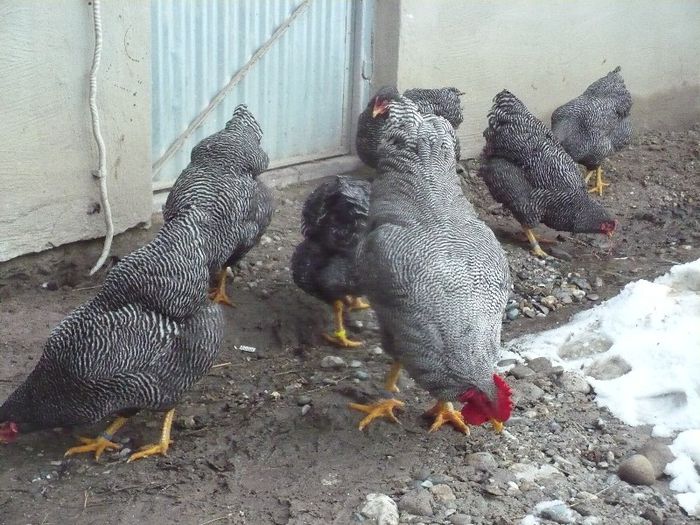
[163,105,274,306]
[291,175,371,348]
[480,90,617,257]
[356,86,464,169]
[0,209,223,462]
[551,67,632,195]
[352,97,513,435]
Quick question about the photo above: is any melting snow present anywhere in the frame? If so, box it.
[507,258,700,517]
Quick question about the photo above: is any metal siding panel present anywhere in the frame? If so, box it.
[152,0,356,186]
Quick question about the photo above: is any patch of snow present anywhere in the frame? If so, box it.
[507,259,700,516]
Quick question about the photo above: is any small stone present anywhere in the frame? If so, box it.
[448,514,471,525]
[296,395,312,406]
[259,235,272,245]
[639,439,675,479]
[581,518,602,525]
[570,276,591,290]
[361,493,399,525]
[557,371,591,394]
[429,484,456,502]
[594,277,604,289]
[320,355,347,369]
[398,488,434,517]
[506,308,520,321]
[586,356,632,380]
[354,370,369,380]
[522,306,536,318]
[512,382,545,404]
[618,454,656,486]
[559,293,573,305]
[464,452,497,471]
[509,365,535,379]
[301,404,311,416]
[349,360,363,368]
[527,357,552,374]
[420,479,433,488]
[541,295,557,309]
[42,281,59,291]
[533,303,549,315]
[640,507,663,525]
[178,415,197,429]
[587,294,600,301]
[571,289,586,302]
[497,358,517,367]
[370,346,384,355]
[538,502,576,524]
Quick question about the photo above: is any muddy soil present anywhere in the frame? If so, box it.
[0,127,698,525]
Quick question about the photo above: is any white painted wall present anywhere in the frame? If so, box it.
[0,1,151,262]
[391,0,700,157]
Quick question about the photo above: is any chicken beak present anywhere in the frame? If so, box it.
[490,419,504,433]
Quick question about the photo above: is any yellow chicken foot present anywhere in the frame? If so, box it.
[384,361,401,393]
[209,269,234,307]
[64,416,128,461]
[587,167,610,196]
[425,401,470,434]
[127,409,175,463]
[322,299,363,348]
[345,295,371,311]
[349,398,405,430]
[522,227,549,258]
[490,419,504,433]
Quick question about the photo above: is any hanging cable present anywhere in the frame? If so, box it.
[88,0,114,275]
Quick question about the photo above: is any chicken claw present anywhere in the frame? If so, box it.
[64,416,128,461]
[209,269,235,307]
[587,167,609,196]
[322,329,363,348]
[127,409,175,463]
[425,401,470,434]
[349,398,405,430]
[522,227,549,258]
[345,295,371,311]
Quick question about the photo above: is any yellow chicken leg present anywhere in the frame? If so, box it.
[522,227,549,258]
[349,398,405,430]
[322,300,363,348]
[384,361,402,393]
[425,400,470,434]
[64,416,128,461]
[587,166,609,196]
[127,409,175,463]
[209,269,234,307]
[345,295,371,311]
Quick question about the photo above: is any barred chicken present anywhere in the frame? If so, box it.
[291,176,371,347]
[164,105,274,306]
[480,90,617,257]
[352,97,513,435]
[551,66,632,195]
[356,86,464,169]
[0,106,271,462]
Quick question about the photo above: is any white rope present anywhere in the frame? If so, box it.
[88,0,114,275]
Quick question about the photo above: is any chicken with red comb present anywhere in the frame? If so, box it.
[352,97,513,434]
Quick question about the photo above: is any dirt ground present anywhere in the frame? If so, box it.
[0,127,699,525]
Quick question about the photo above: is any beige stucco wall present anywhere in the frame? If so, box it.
[384,0,700,157]
[0,1,151,262]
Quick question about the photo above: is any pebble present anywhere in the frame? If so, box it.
[349,360,363,368]
[557,371,591,394]
[571,289,586,302]
[420,480,433,488]
[506,308,520,321]
[360,493,399,525]
[511,463,562,482]
[581,518,602,525]
[522,306,536,318]
[296,395,312,406]
[512,382,545,404]
[301,404,311,416]
[541,295,557,309]
[497,358,518,367]
[570,276,591,290]
[527,357,552,374]
[354,370,369,380]
[464,452,497,471]
[586,356,632,380]
[178,415,197,429]
[640,507,663,525]
[639,439,675,479]
[618,454,656,486]
[594,276,604,289]
[429,484,456,502]
[509,365,535,379]
[538,502,577,524]
[370,346,384,355]
[448,514,471,525]
[587,294,600,301]
[398,488,434,517]
[320,355,347,369]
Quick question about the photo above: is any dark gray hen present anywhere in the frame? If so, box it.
[356,86,464,168]
[480,90,617,257]
[0,209,223,462]
[291,175,371,347]
[352,97,513,435]
[551,66,632,195]
[163,105,274,306]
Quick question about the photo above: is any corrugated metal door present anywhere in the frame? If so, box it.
[151,0,358,189]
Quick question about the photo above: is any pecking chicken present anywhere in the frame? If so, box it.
[0,210,222,462]
[551,66,632,195]
[480,90,617,257]
[163,105,274,307]
[352,96,513,435]
[356,86,464,169]
[291,175,371,348]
